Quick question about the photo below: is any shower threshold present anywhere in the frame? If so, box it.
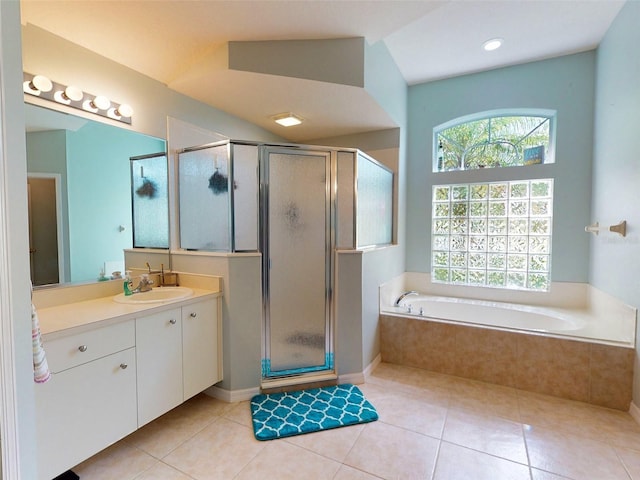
[260,371,337,390]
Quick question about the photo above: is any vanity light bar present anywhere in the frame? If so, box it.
[23,72,133,125]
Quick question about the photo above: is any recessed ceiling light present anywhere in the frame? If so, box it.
[483,38,503,52]
[272,112,303,127]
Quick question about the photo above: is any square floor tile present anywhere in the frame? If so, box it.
[434,442,530,480]
[344,421,439,479]
[442,408,528,464]
[235,440,341,479]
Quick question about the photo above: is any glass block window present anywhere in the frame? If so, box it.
[434,110,555,172]
[432,179,553,291]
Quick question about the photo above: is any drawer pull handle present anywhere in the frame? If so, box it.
[120,363,128,370]
[78,345,88,353]
[169,318,177,325]
[190,312,197,318]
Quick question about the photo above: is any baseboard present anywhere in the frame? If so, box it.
[364,353,382,378]
[338,372,365,384]
[337,354,382,385]
[204,355,384,403]
[205,385,260,403]
[629,401,640,426]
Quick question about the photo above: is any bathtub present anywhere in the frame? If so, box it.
[380,293,636,347]
[378,284,637,410]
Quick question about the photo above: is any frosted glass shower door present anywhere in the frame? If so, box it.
[263,148,333,377]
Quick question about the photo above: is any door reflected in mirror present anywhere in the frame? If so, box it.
[25,103,167,286]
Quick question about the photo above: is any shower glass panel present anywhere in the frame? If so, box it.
[263,148,332,376]
[178,145,231,251]
[356,153,393,248]
[336,151,355,249]
[232,144,259,251]
[130,153,169,248]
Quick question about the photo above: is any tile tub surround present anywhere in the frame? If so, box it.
[380,314,634,410]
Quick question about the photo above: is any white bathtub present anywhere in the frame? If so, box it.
[380,293,636,347]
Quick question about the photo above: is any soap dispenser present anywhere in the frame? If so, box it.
[124,270,133,296]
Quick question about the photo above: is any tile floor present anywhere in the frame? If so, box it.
[72,362,640,479]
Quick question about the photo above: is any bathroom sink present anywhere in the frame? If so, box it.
[113,287,194,304]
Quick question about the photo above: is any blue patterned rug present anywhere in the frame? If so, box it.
[250,384,378,441]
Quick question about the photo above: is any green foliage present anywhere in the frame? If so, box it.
[437,115,551,171]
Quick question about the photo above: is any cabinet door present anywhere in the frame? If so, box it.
[182,298,222,400]
[136,307,182,427]
[35,348,137,480]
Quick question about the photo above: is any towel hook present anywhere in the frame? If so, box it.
[609,220,627,237]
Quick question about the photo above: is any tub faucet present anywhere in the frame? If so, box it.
[394,290,418,307]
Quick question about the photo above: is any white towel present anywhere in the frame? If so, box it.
[32,302,51,384]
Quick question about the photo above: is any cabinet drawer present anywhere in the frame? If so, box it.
[44,320,135,373]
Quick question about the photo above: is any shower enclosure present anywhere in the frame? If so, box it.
[261,147,334,379]
[175,140,393,386]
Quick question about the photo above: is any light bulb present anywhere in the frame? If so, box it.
[30,75,53,93]
[64,85,83,102]
[115,103,133,118]
[91,95,110,110]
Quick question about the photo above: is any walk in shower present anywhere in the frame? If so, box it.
[176,140,393,386]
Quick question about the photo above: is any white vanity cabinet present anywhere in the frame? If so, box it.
[135,307,183,426]
[136,297,222,427]
[182,297,222,400]
[34,291,222,479]
[35,320,137,480]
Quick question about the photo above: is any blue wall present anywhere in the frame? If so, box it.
[590,1,640,400]
[66,121,165,282]
[406,52,596,283]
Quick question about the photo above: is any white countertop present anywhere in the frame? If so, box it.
[37,288,222,339]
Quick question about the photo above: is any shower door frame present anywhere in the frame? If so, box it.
[260,145,336,382]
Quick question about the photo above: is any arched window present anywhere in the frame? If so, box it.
[433,109,556,172]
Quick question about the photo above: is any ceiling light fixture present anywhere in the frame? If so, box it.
[23,72,132,125]
[273,112,303,127]
[483,38,503,52]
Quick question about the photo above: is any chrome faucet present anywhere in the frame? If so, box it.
[394,290,419,307]
[132,273,154,293]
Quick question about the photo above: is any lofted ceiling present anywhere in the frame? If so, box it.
[20,0,625,142]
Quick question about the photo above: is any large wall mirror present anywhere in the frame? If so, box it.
[25,103,167,286]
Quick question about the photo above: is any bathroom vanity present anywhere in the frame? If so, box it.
[33,287,222,480]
